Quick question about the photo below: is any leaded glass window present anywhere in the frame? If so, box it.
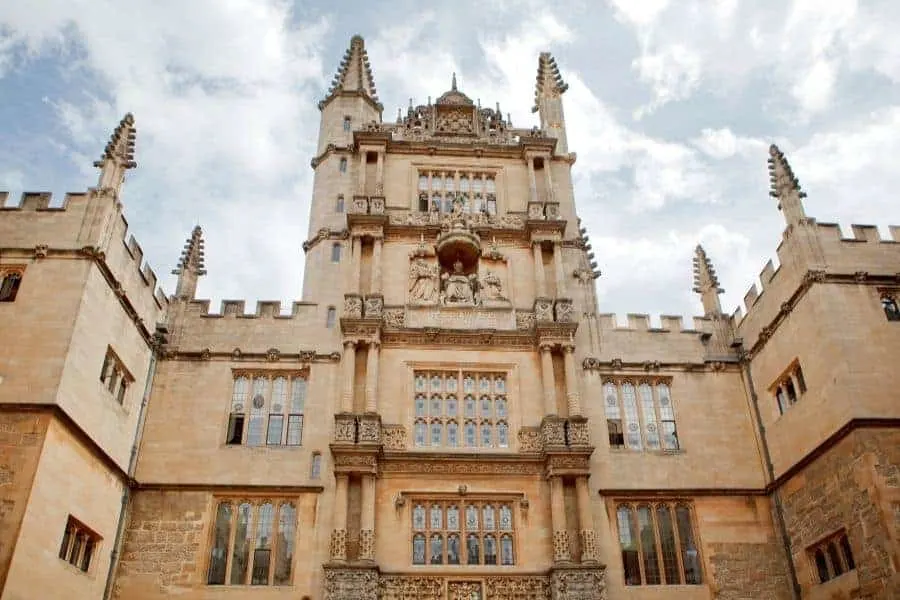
[228,372,307,447]
[410,499,516,566]
[604,379,680,452]
[616,501,703,586]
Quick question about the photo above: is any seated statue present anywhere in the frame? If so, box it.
[441,260,477,305]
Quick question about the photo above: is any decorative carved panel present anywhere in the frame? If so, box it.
[379,575,444,600]
[324,565,378,600]
[448,581,483,600]
[381,424,407,450]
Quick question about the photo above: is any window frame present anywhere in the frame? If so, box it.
[614,500,703,586]
[408,496,518,567]
[0,265,25,302]
[331,243,342,263]
[414,169,498,215]
[99,346,133,406]
[335,194,345,213]
[58,515,101,574]
[603,378,679,452]
[411,369,510,451]
[227,371,308,448]
[325,306,336,328]
[770,360,806,416]
[878,289,900,321]
[342,116,351,132]
[206,498,298,586]
[339,157,347,173]
[807,530,855,584]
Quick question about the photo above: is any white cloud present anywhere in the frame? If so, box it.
[632,43,702,119]
[691,128,767,160]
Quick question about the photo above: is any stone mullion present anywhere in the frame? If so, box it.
[544,155,555,203]
[527,157,538,204]
[365,341,380,413]
[357,152,366,195]
[553,241,566,298]
[540,344,556,416]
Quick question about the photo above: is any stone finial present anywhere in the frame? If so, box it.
[693,245,724,316]
[767,144,808,225]
[321,34,382,110]
[172,225,207,300]
[451,72,457,91]
[533,52,569,112]
[94,113,137,191]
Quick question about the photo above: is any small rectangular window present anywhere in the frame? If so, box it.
[809,530,855,583]
[99,347,132,404]
[226,414,245,445]
[0,269,23,302]
[58,516,101,573]
[343,116,351,132]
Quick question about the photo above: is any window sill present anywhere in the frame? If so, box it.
[808,569,858,599]
[222,444,304,450]
[58,559,93,578]
[608,447,684,455]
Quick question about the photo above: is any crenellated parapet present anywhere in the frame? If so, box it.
[0,189,169,345]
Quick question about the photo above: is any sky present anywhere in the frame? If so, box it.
[2,0,900,323]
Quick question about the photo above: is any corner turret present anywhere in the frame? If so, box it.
[693,245,724,317]
[533,52,569,156]
[172,225,206,301]
[768,144,808,227]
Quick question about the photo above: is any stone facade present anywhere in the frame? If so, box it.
[1,34,899,600]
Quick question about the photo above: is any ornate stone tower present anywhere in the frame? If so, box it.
[314,36,606,599]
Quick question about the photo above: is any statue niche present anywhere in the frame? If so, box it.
[408,258,439,304]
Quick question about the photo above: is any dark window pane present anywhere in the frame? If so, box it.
[116,380,128,405]
[617,506,641,585]
[448,534,460,565]
[637,506,661,584]
[827,542,844,577]
[466,534,480,564]
[226,414,245,445]
[273,504,296,585]
[607,419,624,447]
[785,379,797,404]
[430,534,443,564]
[207,503,232,584]
[883,297,900,321]
[99,354,111,383]
[59,525,72,560]
[839,535,855,570]
[80,537,94,572]
[0,273,21,302]
[251,549,271,585]
[500,535,514,565]
[815,549,830,583]
[676,506,702,584]
[69,534,83,566]
[795,367,807,393]
[267,415,284,445]
[412,534,425,565]
[657,506,681,584]
[484,535,497,565]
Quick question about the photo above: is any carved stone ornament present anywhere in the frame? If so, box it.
[357,414,381,444]
[518,426,543,453]
[200,348,211,361]
[528,201,545,220]
[350,195,368,214]
[333,414,357,443]
[448,581,483,600]
[535,298,554,323]
[298,350,316,362]
[343,295,363,318]
[542,417,567,448]
[581,357,600,370]
[231,348,242,360]
[408,258,439,304]
[552,530,571,562]
[383,308,405,329]
[566,418,591,447]
[369,196,385,214]
[804,269,827,284]
[516,311,536,331]
[573,268,593,284]
[328,529,348,561]
[363,295,383,319]
[266,348,280,362]
[580,530,600,563]
[484,576,551,599]
[554,298,574,323]
[550,566,607,600]
[545,202,561,220]
[610,358,623,370]
[855,270,869,282]
[381,424,407,450]
[379,458,542,476]
[379,575,444,600]
[479,270,507,302]
[324,565,378,600]
[33,244,49,259]
[484,237,506,261]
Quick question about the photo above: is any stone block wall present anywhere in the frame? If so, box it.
[781,428,900,598]
[0,411,49,590]
[708,541,792,600]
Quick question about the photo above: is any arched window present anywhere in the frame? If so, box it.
[251,503,275,584]
[325,307,336,328]
[339,157,347,173]
[247,377,267,446]
[335,195,344,213]
[0,271,22,302]
[414,419,427,447]
[839,534,855,570]
[331,243,341,263]
[430,420,442,447]
[882,295,900,321]
[447,421,458,447]
[343,116,351,132]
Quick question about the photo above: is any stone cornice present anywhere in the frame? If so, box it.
[381,327,537,349]
[310,143,354,169]
[380,451,545,476]
[581,358,740,373]
[157,348,341,363]
[741,270,900,359]
[302,227,350,253]
[134,482,325,494]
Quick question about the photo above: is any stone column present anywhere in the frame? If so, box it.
[527,156,538,204]
[540,344,557,415]
[375,151,384,194]
[359,474,376,561]
[553,242,566,298]
[550,476,570,562]
[372,238,383,294]
[352,236,362,294]
[358,152,367,195]
[330,474,349,561]
[341,341,357,413]
[563,344,582,417]
[576,476,599,563]
[544,154,555,203]
[365,341,380,413]
[533,242,546,297]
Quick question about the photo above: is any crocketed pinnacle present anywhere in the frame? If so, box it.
[767,143,808,224]
[322,34,381,109]
[93,113,137,170]
[693,245,724,316]
[533,52,568,112]
[172,225,207,276]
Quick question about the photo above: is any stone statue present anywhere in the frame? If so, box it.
[441,260,477,305]
[408,259,438,303]
[479,270,506,302]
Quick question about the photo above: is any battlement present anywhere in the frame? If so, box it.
[0,190,91,211]
[596,313,709,335]
[186,299,317,319]
[815,221,900,244]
